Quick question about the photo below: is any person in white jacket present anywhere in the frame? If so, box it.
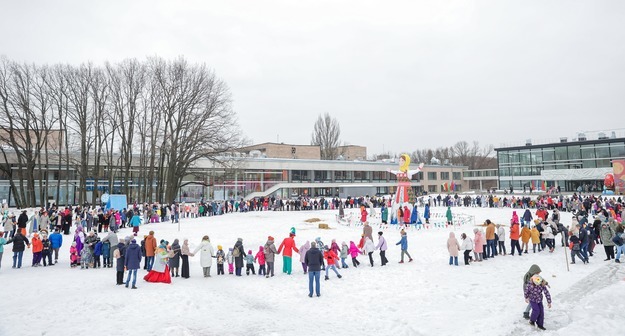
[192,235,215,277]
[460,233,473,265]
[497,224,506,256]
[363,237,376,267]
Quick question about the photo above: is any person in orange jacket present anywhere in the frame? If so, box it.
[277,231,299,275]
[31,232,43,267]
[521,225,532,253]
[145,231,157,271]
[510,222,522,256]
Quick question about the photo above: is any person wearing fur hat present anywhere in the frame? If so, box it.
[278,232,299,275]
[192,236,215,277]
[215,245,225,275]
[263,236,278,278]
[181,239,191,278]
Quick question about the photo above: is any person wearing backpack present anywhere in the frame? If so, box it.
[233,238,246,276]
[613,225,624,263]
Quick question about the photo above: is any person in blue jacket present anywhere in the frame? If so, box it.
[124,238,142,289]
[129,211,141,236]
[396,229,413,263]
[49,228,63,264]
[424,204,431,224]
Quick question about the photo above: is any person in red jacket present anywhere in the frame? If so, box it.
[510,222,522,256]
[323,246,342,280]
[278,232,299,275]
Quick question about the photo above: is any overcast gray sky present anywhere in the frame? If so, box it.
[2,0,624,156]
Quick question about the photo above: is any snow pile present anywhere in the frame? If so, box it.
[1,206,624,336]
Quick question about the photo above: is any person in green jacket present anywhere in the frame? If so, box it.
[446,206,453,227]
[0,231,7,269]
[381,205,389,224]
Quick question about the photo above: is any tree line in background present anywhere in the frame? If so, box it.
[0,56,243,208]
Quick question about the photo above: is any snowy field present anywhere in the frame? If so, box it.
[3,206,625,336]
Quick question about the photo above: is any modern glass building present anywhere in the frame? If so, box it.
[496,132,625,192]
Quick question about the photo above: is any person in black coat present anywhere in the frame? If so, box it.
[6,230,30,268]
[305,241,324,297]
[233,238,246,276]
[17,210,28,236]
[116,242,126,285]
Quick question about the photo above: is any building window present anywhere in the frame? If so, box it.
[313,170,330,182]
[291,170,310,182]
[372,171,387,181]
[610,142,625,157]
[428,185,437,192]
[427,172,437,180]
[440,172,450,180]
[354,171,368,181]
[452,172,461,180]
[416,172,424,181]
[334,171,352,182]
[595,145,611,168]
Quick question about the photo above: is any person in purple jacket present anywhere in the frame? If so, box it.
[124,239,142,289]
[524,274,552,330]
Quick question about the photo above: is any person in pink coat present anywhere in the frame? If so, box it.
[348,241,361,267]
[330,239,341,268]
[299,241,310,274]
[447,232,461,266]
[473,228,484,262]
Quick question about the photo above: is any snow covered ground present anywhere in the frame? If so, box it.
[2,206,624,336]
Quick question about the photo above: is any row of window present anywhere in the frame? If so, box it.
[289,170,462,182]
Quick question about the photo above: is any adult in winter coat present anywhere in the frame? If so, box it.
[116,242,126,285]
[599,223,616,261]
[181,239,191,278]
[264,236,278,278]
[129,213,141,236]
[144,231,157,271]
[363,222,373,242]
[485,220,496,258]
[447,232,461,266]
[169,239,181,277]
[446,207,453,226]
[3,214,15,238]
[360,206,368,223]
[233,238,246,276]
[460,233,473,265]
[277,233,299,275]
[304,241,324,297]
[49,228,63,264]
[192,236,215,277]
[381,205,389,224]
[396,230,412,263]
[424,204,431,224]
[363,237,375,266]
[522,209,533,227]
[473,228,484,262]
[124,239,142,289]
[375,231,388,266]
[299,241,310,274]
[144,240,172,283]
[17,210,28,236]
[6,230,30,268]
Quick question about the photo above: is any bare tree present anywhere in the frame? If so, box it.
[311,112,341,160]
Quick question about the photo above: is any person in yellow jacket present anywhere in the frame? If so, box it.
[530,226,542,253]
[521,225,532,254]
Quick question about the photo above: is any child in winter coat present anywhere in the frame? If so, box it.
[93,240,102,268]
[41,233,52,267]
[245,249,256,275]
[80,243,93,269]
[323,246,342,280]
[255,246,266,276]
[524,274,552,330]
[521,225,531,253]
[460,233,473,265]
[348,241,361,267]
[340,241,349,268]
[102,240,111,268]
[70,242,78,267]
[363,237,375,267]
[530,226,542,253]
[31,233,43,267]
[226,248,234,274]
[568,234,588,264]
[216,245,225,275]
[330,239,341,268]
